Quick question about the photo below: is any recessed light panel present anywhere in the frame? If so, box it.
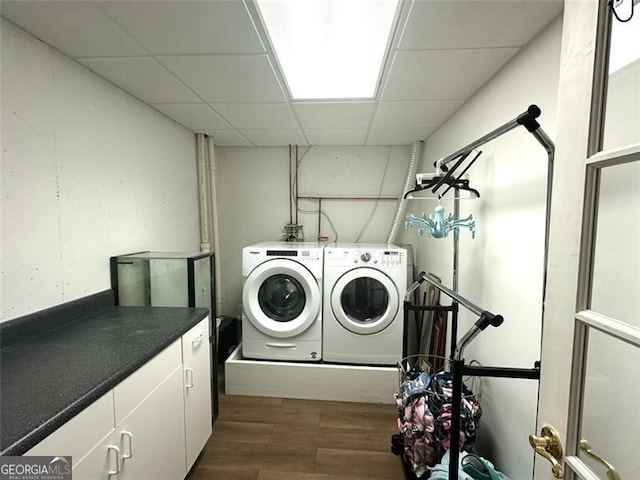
[256,0,399,100]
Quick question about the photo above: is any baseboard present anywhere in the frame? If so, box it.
[225,344,398,404]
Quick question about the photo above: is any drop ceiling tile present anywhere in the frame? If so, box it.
[153,104,231,131]
[293,102,375,129]
[304,129,367,146]
[1,1,146,57]
[94,0,264,55]
[399,0,563,50]
[210,103,298,129]
[203,130,253,147]
[367,128,434,146]
[78,57,199,104]
[158,55,286,103]
[240,129,307,146]
[372,100,464,129]
[382,49,519,101]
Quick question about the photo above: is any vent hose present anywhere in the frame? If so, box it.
[387,140,423,244]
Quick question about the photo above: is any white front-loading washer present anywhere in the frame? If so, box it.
[323,243,407,365]
[242,242,323,361]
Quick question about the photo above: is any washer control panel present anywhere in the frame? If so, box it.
[263,248,322,263]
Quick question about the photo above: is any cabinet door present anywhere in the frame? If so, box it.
[71,430,120,480]
[25,391,115,460]
[182,318,212,470]
[118,366,186,480]
[114,340,182,424]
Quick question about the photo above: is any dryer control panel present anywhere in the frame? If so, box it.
[325,246,406,267]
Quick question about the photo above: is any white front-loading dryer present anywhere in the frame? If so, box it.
[242,242,323,361]
[323,244,407,365]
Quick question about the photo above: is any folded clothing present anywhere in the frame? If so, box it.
[429,450,511,480]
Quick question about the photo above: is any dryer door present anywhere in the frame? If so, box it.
[331,267,399,335]
[243,258,320,338]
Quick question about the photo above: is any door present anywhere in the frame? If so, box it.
[534,2,640,479]
[331,268,399,334]
[242,258,321,337]
[182,319,212,472]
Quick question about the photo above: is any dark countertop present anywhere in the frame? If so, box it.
[0,292,209,455]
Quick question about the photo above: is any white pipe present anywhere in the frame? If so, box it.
[196,133,211,251]
[387,141,423,244]
[206,136,224,317]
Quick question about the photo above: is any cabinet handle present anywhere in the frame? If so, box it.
[107,445,120,478]
[185,367,194,388]
[191,333,204,346]
[121,431,133,460]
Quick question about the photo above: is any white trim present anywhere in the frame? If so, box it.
[576,310,640,347]
[225,344,397,403]
[330,267,399,335]
[242,258,321,338]
[587,142,640,166]
[565,456,601,480]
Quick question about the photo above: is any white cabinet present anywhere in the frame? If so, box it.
[182,320,212,470]
[114,340,182,424]
[25,317,212,480]
[25,391,115,461]
[118,366,186,480]
[71,430,121,480]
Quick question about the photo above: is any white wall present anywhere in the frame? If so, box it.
[214,145,414,316]
[415,16,563,479]
[1,20,200,321]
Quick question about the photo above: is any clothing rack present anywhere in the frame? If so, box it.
[400,105,554,479]
[440,104,555,300]
[404,272,541,480]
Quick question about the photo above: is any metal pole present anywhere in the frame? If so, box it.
[453,193,460,293]
[439,120,517,167]
[404,276,424,301]
[419,272,484,317]
[530,127,555,311]
[449,359,464,480]
[454,324,484,360]
[436,105,542,169]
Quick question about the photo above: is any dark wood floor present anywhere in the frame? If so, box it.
[187,370,405,480]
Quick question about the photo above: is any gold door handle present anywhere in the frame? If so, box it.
[529,425,564,478]
[580,439,620,480]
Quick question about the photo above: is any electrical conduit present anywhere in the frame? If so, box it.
[387,140,423,244]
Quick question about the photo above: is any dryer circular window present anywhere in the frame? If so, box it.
[243,258,321,338]
[330,268,399,335]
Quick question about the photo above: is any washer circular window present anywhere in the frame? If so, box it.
[243,258,321,338]
[258,274,306,322]
[331,268,399,335]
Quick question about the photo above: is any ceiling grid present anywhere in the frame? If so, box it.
[0,0,563,146]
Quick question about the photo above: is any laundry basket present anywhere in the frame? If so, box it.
[392,355,483,480]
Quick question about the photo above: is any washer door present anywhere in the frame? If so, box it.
[243,258,320,338]
[331,268,399,335]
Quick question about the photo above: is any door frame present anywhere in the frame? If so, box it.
[535,1,640,478]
